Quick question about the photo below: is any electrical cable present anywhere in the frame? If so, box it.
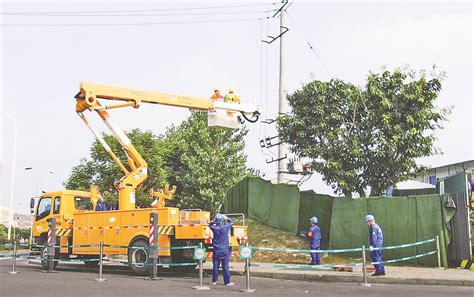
[1,3,278,15]
[1,17,265,27]
[257,19,274,159]
[285,10,333,79]
[2,9,277,17]
[241,112,259,123]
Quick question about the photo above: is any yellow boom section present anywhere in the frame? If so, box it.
[74,82,259,211]
[76,81,215,112]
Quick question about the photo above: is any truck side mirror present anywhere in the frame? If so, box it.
[30,198,35,215]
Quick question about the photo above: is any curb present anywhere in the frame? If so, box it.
[204,268,474,287]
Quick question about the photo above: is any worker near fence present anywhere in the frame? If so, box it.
[365,214,386,276]
[209,213,235,286]
[306,216,322,265]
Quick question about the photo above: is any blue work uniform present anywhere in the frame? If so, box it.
[307,224,321,265]
[369,223,385,273]
[209,218,234,284]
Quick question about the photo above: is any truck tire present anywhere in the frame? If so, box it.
[40,241,59,270]
[170,239,198,273]
[83,257,100,268]
[128,239,150,275]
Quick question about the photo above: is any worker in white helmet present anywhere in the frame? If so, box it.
[365,214,385,276]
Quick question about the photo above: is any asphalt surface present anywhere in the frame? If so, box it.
[0,259,472,297]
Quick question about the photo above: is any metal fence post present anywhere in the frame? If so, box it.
[94,242,107,282]
[146,212,160,280]
[359,245,371,287]
[43,218,58,273]
[193,242,210,290]
[7,240,18,275]
[435,235,442,269]
[240,242,256,293]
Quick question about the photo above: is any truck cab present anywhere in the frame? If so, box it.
[31,190,97,254]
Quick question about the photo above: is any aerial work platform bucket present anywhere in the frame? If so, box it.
[208,110,239,130]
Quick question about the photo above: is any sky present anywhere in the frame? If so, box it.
[1,1,473,215]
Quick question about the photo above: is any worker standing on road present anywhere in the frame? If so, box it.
[306,216,321,265]
[209,213,235,286]
[364,214,386,276]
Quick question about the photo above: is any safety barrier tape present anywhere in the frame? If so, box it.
[250,263,344,271]
[374,238,436,251]
[111,260,197,267]
[371,250,437,265]
[103,244,197,250]
[1,243,197,250]
[252,246,362,253]
[249,251,438,271]
[0,253,31,258]
[252,237,436,254]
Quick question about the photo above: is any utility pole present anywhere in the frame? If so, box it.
[277,7,288,184]
[6,113,17,240]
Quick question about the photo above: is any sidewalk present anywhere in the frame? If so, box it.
[203,262,474,287]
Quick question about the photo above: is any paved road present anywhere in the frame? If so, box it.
[0,260,472,297]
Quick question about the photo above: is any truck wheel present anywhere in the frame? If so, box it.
[40,241,58,270]
[83,257,100,268]
[170,239,198,273]
[128,239,150,275]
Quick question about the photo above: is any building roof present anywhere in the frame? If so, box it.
[426,159,474,171]
[395,180,435,190]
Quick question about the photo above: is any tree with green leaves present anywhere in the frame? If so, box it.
[65,112,249,211]
[65,129,169,208]
[278,67,449,197]
[165,111,249,212]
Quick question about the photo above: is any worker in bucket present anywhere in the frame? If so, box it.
[211,88,222,100]
[306,216,321,265]
[209,213,234,286]
[224,89,240,103]
[364,214,386,276]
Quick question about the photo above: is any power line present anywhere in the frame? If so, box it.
[0,17,267,27]
[285,10,333,78]
[1,3,277,15]
[2,9,277,17]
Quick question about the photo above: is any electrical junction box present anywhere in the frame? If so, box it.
[288,161,304,173]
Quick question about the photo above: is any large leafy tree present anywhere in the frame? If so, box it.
[165,111,249,212]
[65,129,169,208]
[65,112,249,211]
[278,67,449,197]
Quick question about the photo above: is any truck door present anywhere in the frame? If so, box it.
[34,197,52,240]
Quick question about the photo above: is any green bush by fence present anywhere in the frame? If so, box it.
[223,177,456,267]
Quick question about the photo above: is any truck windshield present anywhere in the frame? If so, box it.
[36,197,52,221]
[74,197,93,210]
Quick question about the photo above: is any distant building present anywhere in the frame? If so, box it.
[0,207,32,229]
[13,214,32,229]
[0,206,12,226]
[414,160,474,185]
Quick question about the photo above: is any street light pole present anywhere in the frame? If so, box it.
[6,113,17,241]
[24,167,54,243]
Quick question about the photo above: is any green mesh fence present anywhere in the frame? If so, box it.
[298,191,333,249]
[223,177,456,267]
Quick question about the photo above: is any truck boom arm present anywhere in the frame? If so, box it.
[74,82,259,211]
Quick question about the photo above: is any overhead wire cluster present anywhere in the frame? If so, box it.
[0,2,278,27]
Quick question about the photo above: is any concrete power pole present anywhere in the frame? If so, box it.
[277,10,288,184]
